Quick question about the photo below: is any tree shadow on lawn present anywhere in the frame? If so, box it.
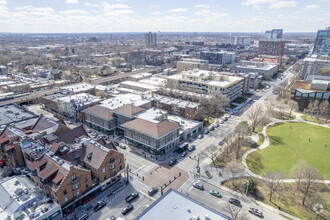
[268,135,285,146]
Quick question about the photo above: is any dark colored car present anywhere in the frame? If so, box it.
[125,191,139,202]
[121,204,134,215]
[209,126,215,131]
[148,187,158,196]
[119,145,126,149]
[229,198,241,206]
[113,141,119,146]
[168,158,177,166]
[193,182,204,190]
[94,200,106,211]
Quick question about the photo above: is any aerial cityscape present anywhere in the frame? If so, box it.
[0,0,329,220]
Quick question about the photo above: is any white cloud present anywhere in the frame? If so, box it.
[242,0,297,9]
[0,0,6,5]
[105,4,130,9]
[151,11,162,15]
[195,4,210,9]
[168,8,188,13]
[305,4,319,10]
[66,0,79,4]
[103,2,133,17]
[59,10,89,15]
[269,1,296,8]
[84,3,99,7]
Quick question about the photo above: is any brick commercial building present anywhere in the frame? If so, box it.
[177,59,209,73]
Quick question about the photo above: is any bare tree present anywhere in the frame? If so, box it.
[225,161,244,189]
[198,144,219,166]
[224,203,247,220]
[288,100,299,116]
[264,171,285,202]
[233,122,251,159]
[300,165,324,206]
[246,104,267,132]
[290,160,307,190]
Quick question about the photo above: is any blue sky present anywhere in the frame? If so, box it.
[0,0,329,33]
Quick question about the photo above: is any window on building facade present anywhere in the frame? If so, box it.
[72,174,77,181]
[65,197,68,202]
[63,190,67,195]
[72,186,75,191]
[84,177,88,182]
[86,184,89,188]
[118,159,121,164]
[104,175,106,180]
[103,168,105,173]
[77,191,80,196]
[76,184,79,189]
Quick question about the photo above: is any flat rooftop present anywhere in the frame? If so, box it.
[120,80,160,91]
[0,104,37,126]
[130,72,152,79]
[139,77,167,87]
[101,93,151,110]
[60,82,95,93]
[57,93,102,105]
[136,189,230,220]
[153,94,199,108]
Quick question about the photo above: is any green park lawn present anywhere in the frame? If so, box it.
[247,122,330,179]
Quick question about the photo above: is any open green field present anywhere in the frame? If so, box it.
[247,122,330,179]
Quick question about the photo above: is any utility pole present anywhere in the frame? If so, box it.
[191,156,200,178]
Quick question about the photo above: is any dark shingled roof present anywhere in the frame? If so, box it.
[32,116,58,131]
[83,105,114,120]
[56,125,88,144]
[122,118,180,138]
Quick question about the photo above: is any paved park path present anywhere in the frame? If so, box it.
[242,115,330,184]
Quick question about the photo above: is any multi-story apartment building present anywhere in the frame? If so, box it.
[200,51,235,65]
[122,118,180,155]
[152,95,200,120]
[165,69,244,101]
[60,137,125,190]
[259,40,286,57]
[230,36,251,46]
[28,153,93,207]
[177,59,209,73]
[301,57,330,80]
[265,29,283,39]
[313,27,330,56]
[144,32,157,48]
[234,60,278,79]
[57,93,102,119]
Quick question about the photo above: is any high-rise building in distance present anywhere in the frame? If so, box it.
[200,51,236,65]
[259,40,286,57]
[230,36,251,46]
[313,27,330,56]
[144,32,157,48]
[265,29,283,39]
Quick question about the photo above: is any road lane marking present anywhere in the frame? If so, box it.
[188,186,193,191]
[139,190,156,201]
[133,164,145,174]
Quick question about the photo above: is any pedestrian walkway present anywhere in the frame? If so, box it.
[242,116,330,184]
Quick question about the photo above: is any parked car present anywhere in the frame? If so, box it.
[249,208,263,217]
[204,130,209,134]
[113,141,119,146]
[121,204,134,215]
[229,198,241,206]
[215,124,219,128]
[188,145,195,151]
[168,158,177,166]
[198,134,204,139]
[106,216,116,220]
[209,190,222,198]
[148,187,158,196]
[77,214,88,220]
[193,182,204,190]
[94,200,106,211]
[181,152,187,157]
[119,145,126,149]
[209,126,215,131]
[125,191,139,203]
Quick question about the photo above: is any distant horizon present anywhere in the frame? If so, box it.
[0,31,318,34]
[0,0,328,33]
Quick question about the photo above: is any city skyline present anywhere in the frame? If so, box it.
[0,0,329,33]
